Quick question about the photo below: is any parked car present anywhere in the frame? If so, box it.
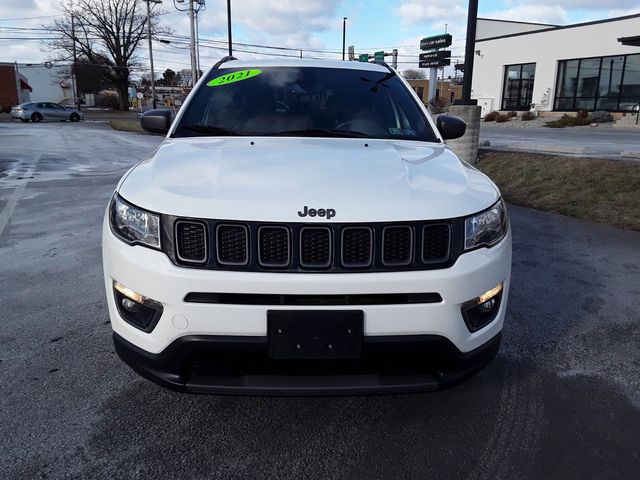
[10,102,83,122]
[103,58,512,395]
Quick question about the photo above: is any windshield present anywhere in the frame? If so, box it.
[173,66,439,142]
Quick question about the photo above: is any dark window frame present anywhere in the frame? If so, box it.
[501,63,536,111]
[554,53,640,112]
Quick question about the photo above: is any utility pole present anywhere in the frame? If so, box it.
[195,9,200,75]
[14,62,21,104]
[227,0,232,56]
[188,0,197,86]
[391,49,398,69]
[194,1,206,80]
[145,0,161,109]
[342,17,347,61]
[70,12,80,110]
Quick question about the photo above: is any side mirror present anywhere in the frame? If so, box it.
[436,115,466,140]
[140,109,172,134]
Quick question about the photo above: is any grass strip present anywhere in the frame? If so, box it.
[109,119,144,133]
[476,151,640,231]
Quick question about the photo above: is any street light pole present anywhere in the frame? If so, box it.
[462,0,479,104]
[145,0,161,109]
[342,17,347,61]
[227,0,232,56]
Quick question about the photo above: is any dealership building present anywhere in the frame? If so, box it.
[471,13,640,115]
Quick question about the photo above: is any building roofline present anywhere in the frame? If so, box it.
[477,17,558,27]
[476,12,640,43]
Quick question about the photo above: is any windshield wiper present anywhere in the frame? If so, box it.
[177,125,244,136]
[269,128,369,138]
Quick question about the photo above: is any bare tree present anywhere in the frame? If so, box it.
[43,0,170,111]
[179,68,193,87]
[76,56,113,94]
[402,69,427,80]
[178,68,202,87]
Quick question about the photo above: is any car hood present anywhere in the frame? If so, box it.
[118,137,499,222]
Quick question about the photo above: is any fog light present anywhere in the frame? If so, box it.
[478,298,496,313]
[112,280,163,333]
[121,297,137,311]
[462,282,503,333]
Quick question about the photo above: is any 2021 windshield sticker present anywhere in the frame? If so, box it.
[207,69,262,87]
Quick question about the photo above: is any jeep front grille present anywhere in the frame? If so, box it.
[382,226,413,266]
[422,224,450,263]
[300,227,332,269]
[258,226,290,268]
[216,224,249,265]
[171,218,457,272]
[175,221,207,263]
[341,227,373,267]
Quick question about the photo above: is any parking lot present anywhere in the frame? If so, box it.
[1,122,639,479]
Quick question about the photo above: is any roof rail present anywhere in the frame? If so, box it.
[212,55,237,70]
[372,60,396,75]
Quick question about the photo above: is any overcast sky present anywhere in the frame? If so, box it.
[0,0,638,75]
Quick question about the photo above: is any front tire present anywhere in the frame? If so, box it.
[31,112,42,123]
[70,113,80,122]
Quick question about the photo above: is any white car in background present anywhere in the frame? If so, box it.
[102,57,511,395]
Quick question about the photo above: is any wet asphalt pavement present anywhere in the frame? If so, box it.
[1,122,639,479]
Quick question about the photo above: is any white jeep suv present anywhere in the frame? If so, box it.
[102,57,511,395]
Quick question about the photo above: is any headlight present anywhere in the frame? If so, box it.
[464,199,508,250]
[110,194,161,248]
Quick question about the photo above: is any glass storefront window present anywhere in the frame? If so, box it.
[621,54,640,110]
[555,54,640,112]
[502,63,536,110]
[557,60,578,98]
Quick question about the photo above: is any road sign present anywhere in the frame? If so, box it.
[136,92,144,99]
[419,58,451,69]
[420,34,452,50]
[455,63,465,72]
[358,54,369,62]
[419,50,451,62]
[374,51,385,61]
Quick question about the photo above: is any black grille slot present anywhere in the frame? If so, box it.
[175,221,207,263]
[217,224,249,265]
[259,227,290,267]
[300,227,332,268]
[422,224,450,263]
[185,292,443,305]
[382,226,413,266]
[341,227,373,267]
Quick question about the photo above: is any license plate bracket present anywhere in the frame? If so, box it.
[267,310,363,360]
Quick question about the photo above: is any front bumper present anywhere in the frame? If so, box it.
[113,330,502,395]
[103,213,511,394]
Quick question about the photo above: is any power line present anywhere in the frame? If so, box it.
[0,14,63,22]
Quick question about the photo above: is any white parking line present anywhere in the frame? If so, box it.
[0,154,41,238]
